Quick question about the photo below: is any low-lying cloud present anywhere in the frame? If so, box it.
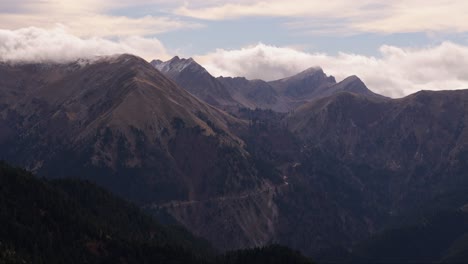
[2,26,468,98]
[195,42,468,97]
[0,26,170,63]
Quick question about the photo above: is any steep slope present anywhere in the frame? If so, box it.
[0,55,284,251]
[217,77,282,111]
[0,55,257,202]
[289,90,468,184]
[151,56,237,107]
[277,90,468,255]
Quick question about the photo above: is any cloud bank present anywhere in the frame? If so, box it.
[0,26,169,63]
[176,0,468,35]
[2,27,468,98]
[5,1,468,37]
[195,42,468,98]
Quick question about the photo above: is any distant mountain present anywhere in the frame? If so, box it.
[0,161,315,264]
[268,67,336,99]
[325,75,380,97]
[217,76,282,110]
[151,56,237,107]
[268,68,383,106]
[153,57,383,112]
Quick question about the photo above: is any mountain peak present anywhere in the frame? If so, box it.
[93,54,149,67]
[276,66,327,83]
[150,59,163,65]
[327,75,385,99]
[152,56,206,76]
[151,56,236,106]
[340,75,362,85]
[300,66,324,75]
[169,55,181,62]
[268,66,337,100]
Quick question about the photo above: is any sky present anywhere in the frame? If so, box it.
[1,0,468,97]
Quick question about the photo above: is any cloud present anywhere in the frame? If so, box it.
[195,42,468,98]
[175,1,366,20]
[354,1,468,34]
[0,14,201,38]
[0,0,201,37]
[4,1,468,37]
[175,0,468,35]
[0,26,170,63]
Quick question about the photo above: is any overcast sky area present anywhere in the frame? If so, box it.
[1,0,468,97]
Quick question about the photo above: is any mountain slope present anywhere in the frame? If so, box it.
[351,209,468,263]
[152,57,384,113]
[151,56,237,107]
[0,55,284,251]
[5,54,468,261]
[268,68,382,104]
[0,161,212,264]
[268,67,336,99]
[0,54,260,202]
[276,90,468,255]
[0,162,315,264]
[217,77,283,111]
[288,89,468,183]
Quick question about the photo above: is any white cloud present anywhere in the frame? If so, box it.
[175,1,367,20]
[355,1,468,34]
[4,0,468,37]
[175,0,468,35]
[195,42,468,98]
[0,14,200,38]
[0,26,170,63]
[0,0,200,38]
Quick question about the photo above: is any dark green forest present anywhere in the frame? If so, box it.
[316,209,468,263]
[0,161,314,264]
[351,210,468,263]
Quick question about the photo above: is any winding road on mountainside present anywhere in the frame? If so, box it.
[147,177,291,210]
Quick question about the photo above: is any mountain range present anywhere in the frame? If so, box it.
[2,54,468,262]
[151,57,382,112]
